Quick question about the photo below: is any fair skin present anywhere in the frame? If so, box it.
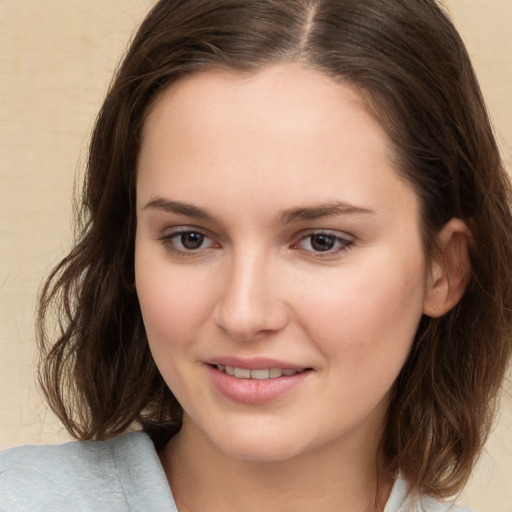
[135,64,471,512]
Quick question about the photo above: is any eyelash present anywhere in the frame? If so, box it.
[158,228,354,258]
[158,228,219,257]
[293,231,354,257]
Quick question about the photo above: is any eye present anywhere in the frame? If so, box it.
[296,231,353,255]
[159,228,218,255]
[177,231,206,250]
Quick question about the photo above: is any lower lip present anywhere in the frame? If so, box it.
[206,365,310,405]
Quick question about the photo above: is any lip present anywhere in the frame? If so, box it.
[205,359,312,405]
[206,356,307,371]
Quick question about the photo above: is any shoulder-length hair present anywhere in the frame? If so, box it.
[37,0,512,499]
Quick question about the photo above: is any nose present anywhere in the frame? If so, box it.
[213,249,289,341]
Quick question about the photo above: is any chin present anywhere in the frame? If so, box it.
[221,441,302,462]
[205,423,315,463]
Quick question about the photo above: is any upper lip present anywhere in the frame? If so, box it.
[206,357,308,371]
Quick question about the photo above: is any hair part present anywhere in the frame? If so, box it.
[37,0,512,499]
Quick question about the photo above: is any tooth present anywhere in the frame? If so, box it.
[269,368,283,378]
[225,365,235,376]
[251,369,270,380]
[282,369,298,376]
[217,364,225,371]
[234,367,251,379]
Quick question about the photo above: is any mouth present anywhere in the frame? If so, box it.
[206,362,312,404]
[213,364,308,380]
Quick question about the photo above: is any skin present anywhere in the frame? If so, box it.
[134,64,470,512]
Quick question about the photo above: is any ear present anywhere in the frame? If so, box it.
[423,218,473,318]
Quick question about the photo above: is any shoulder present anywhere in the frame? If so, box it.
[385,477,476,512]
[0,431,175,512]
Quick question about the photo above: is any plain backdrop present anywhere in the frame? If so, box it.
[0,1,511,510]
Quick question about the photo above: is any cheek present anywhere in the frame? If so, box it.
[134,255,217,401]
[135,253,214,349]
[293,256,426,365]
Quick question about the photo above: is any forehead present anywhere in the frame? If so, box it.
[137,63,417,223]
[139,64,392,170]
[143,64,377,142]
[146,63,368,118]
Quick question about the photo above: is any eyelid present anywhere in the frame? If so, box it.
[292,229,354,257]
[161,225,209,237]
[158,226,220,256]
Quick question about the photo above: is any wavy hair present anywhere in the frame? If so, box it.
[37,0,512,499]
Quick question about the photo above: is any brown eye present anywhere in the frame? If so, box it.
[180,231,205,250]
[297,231,353,255]
[159,228,217,255]
[310,234,336,252]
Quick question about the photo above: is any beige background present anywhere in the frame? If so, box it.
[0,1,511,509]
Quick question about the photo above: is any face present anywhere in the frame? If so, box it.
[135,64,429,462]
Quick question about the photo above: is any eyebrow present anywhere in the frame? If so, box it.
[279,201,375,224]
[143,197,374,223]
[143,198,217,221]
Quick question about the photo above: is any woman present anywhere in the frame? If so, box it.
[1,1,511,510]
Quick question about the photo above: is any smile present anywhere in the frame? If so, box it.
[207,362,311,404]
[216,364,305,380]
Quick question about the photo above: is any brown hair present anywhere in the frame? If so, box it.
[37,0,512,499]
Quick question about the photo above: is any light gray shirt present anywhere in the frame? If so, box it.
[0,432,474,511]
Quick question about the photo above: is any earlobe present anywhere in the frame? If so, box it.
[423,218,473,318]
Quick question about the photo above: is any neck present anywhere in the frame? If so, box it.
[159,418,393,512]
